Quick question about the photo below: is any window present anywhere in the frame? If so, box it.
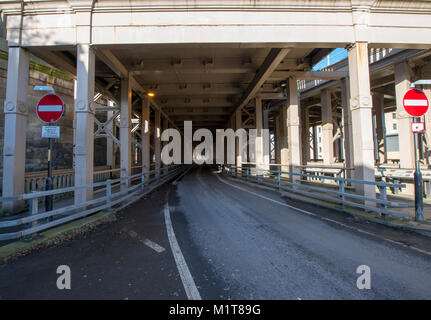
[393,123,397,130]
[318,127,321,133]
[386,134,399,152]
[319,137,321,143]
[319,147,322,153]
[392,113,396,119]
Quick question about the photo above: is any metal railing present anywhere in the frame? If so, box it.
[21,165,116,194]
[222,165,409,218]
[0,164,187,241]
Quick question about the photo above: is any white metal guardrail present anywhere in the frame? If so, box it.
[0,164,187,241]
[222,165,409,218]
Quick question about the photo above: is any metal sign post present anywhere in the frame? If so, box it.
[413,117,424,222]
[34,86,64,216]
[41,126,60,216]
[45,129,53,214]
[405,81,430,221]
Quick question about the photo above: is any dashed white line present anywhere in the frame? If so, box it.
[139,237,166,253]
[122,228,166,253]
[214,173,431,257]
[164,201,202,300]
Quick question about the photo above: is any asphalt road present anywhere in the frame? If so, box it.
[1,165,431,299]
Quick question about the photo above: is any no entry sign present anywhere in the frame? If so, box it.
[403,89,429,117]
[36,94,64,123]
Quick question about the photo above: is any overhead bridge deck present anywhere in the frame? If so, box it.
[1,0,431,300]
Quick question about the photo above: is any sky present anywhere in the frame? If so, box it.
[312,48,348,71]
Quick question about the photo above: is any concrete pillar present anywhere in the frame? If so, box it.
[301,106,310,165]
[312,125,319,161]
[255,97,263,168]
[373,92,387,164]
[141,98,151,176]
[275,114,281,164]
[262,105,270,169]
[348,42,376,199]
[106,101,115,168]
[287,77,302,181]
[321,89,333,165]
[280,102,289,172]
[255,97,269,171]
[235,108,243,168]
[334,120,341,162]
[154,109,161,175]
[74,44,95,205]
[395,62,415,169]
[2,47,29,213]
[341,79,354,176]
[120,77,132,190]
[263,108,269,131]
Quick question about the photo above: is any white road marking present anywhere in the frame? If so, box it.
[122,227,166,253]
[214,173,431,257]
[139,237,166,253]
[164,201,202,300]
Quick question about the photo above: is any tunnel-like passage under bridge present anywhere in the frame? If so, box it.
[1,1,431,214]
[1,1,431,301]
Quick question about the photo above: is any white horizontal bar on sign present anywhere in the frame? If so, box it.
[38,105,63,111]
[404,99,428,106]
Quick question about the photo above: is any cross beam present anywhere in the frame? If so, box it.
[232,48,290,116]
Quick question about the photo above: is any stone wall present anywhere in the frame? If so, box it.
[0,53,108,174]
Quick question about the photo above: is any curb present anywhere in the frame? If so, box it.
[0,209,117,264]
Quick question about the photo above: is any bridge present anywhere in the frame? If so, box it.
[0,0,431,300]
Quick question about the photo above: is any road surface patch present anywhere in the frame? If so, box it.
[122,227,166,253]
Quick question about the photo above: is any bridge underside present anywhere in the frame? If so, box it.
[2,1,431,213]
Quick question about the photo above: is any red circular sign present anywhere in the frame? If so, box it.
[403,89,429,117]
[36,94,64,123]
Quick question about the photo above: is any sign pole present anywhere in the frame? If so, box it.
[45,134,53,216]
[403,85,429,222]
[413,116,424,222]
[34,90,64,215]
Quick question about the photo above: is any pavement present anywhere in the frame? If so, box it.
[0,165,431,299]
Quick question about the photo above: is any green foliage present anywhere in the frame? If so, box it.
[0,49,73,81]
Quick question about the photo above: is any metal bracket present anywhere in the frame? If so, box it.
[410,79,431,88]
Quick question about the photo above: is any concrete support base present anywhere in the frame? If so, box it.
[255,98,269,172]
[2,47,29,213]
[321,89,333,165]
[74,44,95,205]
[120,78,132,190]
[348,42,376,200]
[287,77,302,182]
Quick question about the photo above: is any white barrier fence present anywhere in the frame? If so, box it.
[0,165,187,241]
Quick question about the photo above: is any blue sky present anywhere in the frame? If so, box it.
[312,48,348,71]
